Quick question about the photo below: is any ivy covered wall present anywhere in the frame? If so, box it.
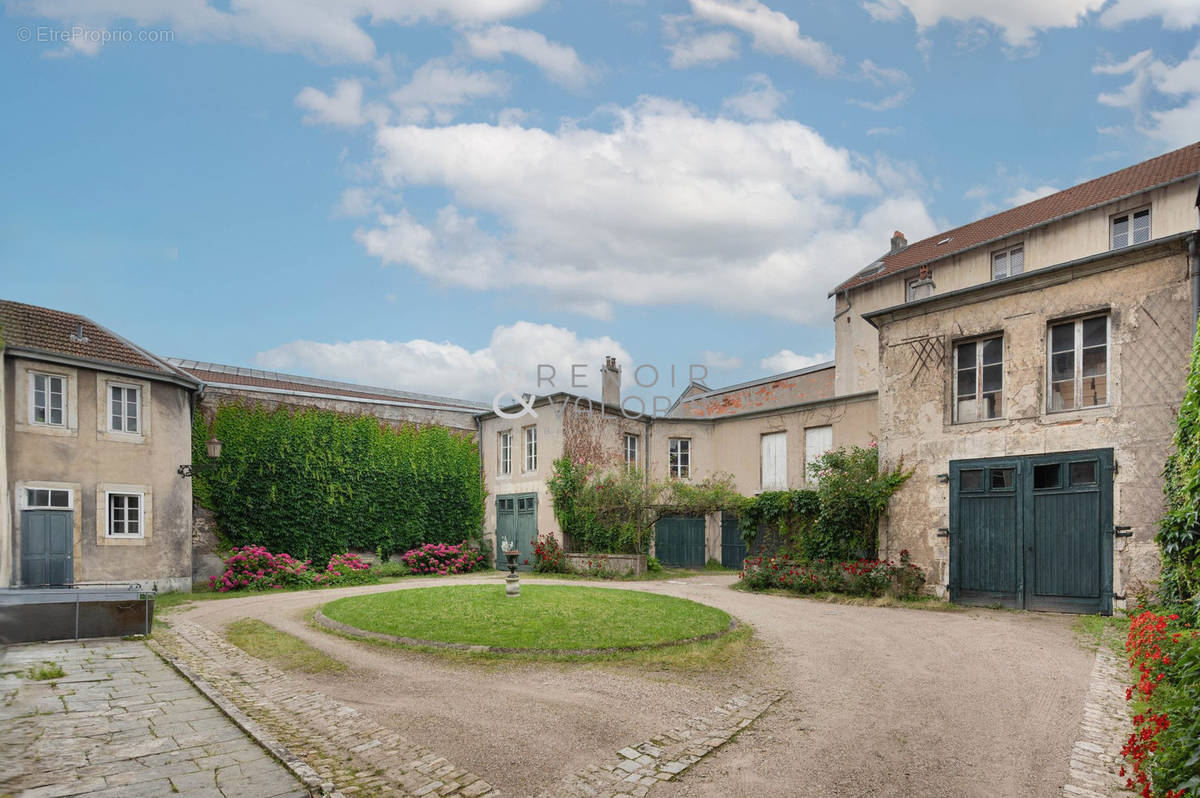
[192,404,484,563]
[1160,324,1200,606]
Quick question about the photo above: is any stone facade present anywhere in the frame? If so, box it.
[872,237,1193,599]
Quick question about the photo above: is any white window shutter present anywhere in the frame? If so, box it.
[761,432,786,491]
[805,426,833,481]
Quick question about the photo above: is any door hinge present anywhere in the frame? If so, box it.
[1113,525,1133,538]
[1113,593,1127,601]
[1112,460,1119,475]
[936,527,950,538]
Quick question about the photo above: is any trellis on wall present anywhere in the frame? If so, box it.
[890,334,946,385]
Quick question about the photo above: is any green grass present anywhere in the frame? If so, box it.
[153,574,418,613]
[224,618,347,673]
[1072,613,1128,653]
[26,661,65,681]
[322,584,731,650]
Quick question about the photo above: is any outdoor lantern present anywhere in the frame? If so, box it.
[179,437,223,478]
[206,436,223,460]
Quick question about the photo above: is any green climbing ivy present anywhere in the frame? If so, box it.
[1160,324,1200,607]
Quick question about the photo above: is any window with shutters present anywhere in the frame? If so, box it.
[1111,208,1150,249]
[991,244,1024,280]
[760,432,787,491]
[804,425,833,481]
[1048,314,1109,411]
[953,336,1004,422]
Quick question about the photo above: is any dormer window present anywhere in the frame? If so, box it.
[1111,208,1150,249]
[991,244,1024,280]
[906,273,934,302]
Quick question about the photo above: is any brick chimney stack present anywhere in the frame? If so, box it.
[890,230,908,254]
[601,356,621,408]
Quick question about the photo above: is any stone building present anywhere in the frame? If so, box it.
[0,299,202,592]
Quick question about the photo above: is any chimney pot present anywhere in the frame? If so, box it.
[890,231,907,254]
[601,356,621,407]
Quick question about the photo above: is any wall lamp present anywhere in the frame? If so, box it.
[178,437,223,478]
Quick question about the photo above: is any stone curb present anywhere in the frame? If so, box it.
[313,609,740,655]
[145,636,339,798]
[1060,633,1138,798]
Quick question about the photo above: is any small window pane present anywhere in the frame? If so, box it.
[990,468,1014,490]
[956,368,976,397]
[1051,352,1075,382]
[1082,347,1106,378]
[1034,464,1060,490]
[50,490,68,507]
[1070,462,1097,485]
[981,364,1002,393]
[1051,324,1074,353]
[1112,215,1129,248]
[1132,210,1151,243]
[981,338,1002,365]
[34,374,45,392]
[1083,375,1108,407]
[49,407,63,425]
[1009,247,1024,274]
[981,392,1002,419]
[1082,317,1106,348]
[991,252,1007,280]
[1051,380,1076,411]
[960,470,983,491]
[956,397,978,423]
[957,341,976,367]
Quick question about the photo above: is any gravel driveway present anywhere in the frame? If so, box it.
[172,574,1093,797]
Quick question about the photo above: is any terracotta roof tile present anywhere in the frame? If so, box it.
[833,140,1200,295]
[0,299,192,383]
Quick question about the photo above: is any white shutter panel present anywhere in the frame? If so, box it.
[805,426,833,481]
[761,432,786,491]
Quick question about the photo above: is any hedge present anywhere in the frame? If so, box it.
[192,404,484,563]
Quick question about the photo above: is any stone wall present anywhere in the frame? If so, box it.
[564,552,646,576]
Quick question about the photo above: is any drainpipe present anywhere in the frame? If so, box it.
[832,289,852,323]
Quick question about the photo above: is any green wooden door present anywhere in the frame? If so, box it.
[655,516,705,568]
[950,449,1112,615]
[720,513,746,569]
[495,494,537,571]
[21,510,74,587]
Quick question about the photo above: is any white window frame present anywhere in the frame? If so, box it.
[623,433,639,468]
[1111,207,1151,249]
[1047,314,1110,413]
[29,371,67,427]
[668,438,691,479]
[523,426,538,472]
[107,381,142,434]
[990,244,1024,280]
[105,491,145,539]
[21,487,74,510]
[760,431,787,491]
[498,430,512,476]
[953,335,1004,423]
[906,276,934,302]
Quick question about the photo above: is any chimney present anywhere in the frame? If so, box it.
[601,355,621,408]
[890,230,907,254]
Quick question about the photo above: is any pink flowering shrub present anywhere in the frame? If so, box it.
[398,541,485,575]
[209,546,379,592]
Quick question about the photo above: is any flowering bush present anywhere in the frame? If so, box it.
[1121,609,1200,798]
[740,549,925,599]
[398,541,485,575]
[209,546,381,592]
[532,533,570,573]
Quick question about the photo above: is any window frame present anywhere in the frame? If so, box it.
[952,334,1005,423]
[990,243,1025,280]
[1047,314,1110,413]
[668,437,691,479]
[1110,206,1151,249]
[623,433,639,469]
[22,487,74,510]
[105,491,145,539]
[498,430,512,476]
[760,431,787,491]
[523,425,538,472]
[906,275,934,302]
[29,371,67,427]
[107,381,142,434]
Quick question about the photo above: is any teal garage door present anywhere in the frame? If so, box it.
[720,513,746,569]
[654,516,705,568]
[21,510,74,587]
[949,448,1113,615]
[496,494,538,571]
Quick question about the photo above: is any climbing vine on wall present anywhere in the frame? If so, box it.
[192,404,484,563]
[1160,324,1200,606]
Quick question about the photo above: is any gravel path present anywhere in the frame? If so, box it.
[173,573,1094,797]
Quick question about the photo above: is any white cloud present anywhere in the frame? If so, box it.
[1101,0,1200,31]
[860,0,1105,48]
[850,59,913,110]
[687,0,841,74]
[1095,44,1200,148]
[14,0,545,62]
[759,349,832,373]
[1007,184,1058,205]
[295,79,379,128]
[255,321,631,401]
[353,96,937,323]
[721,73,785,120]
[665,28,741,68]
[335,187,378,217]
[462,25,593,88]
[703,350,743,370]
[390,59,509,123]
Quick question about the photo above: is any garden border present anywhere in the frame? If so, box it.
[313,608,739,655]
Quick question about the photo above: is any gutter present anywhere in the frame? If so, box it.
[4,346,203,392]
[199,380,482,418]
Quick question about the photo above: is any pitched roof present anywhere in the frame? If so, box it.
[168,359,487,412]
[0,298,198,386]
[832,140,1200,295]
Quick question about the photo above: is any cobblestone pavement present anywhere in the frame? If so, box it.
[0,638,307,798]
[1061,639,1138,798]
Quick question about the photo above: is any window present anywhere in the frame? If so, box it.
[109,383,141,433]
[25,488,71,509]
[761,432,787,491]
[1033,464,1060,490]
[907,276,934,301]
[960,469,984,491]
[499,431,512,476]
[30,372,66,426]
[1070,461,1098,485]
[990,468,1014,490]
[1111,208,1150,249]
[623,433,639,468]
[804,425,833,480]
[668,438,691,479]
[523,426,538,472]
[517,496,535,512]
[991,244,1024,280]
[1049,315,1108,411]
[106,492,143,538]
[954,336,1003,422]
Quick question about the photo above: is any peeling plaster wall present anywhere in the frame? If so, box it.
[875,244,1193,600]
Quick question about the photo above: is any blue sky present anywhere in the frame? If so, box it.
[2,0,1198,402]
